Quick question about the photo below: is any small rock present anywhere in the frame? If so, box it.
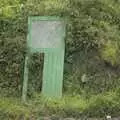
[107,115,111,119]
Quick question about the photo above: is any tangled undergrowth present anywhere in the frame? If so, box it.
[1,0,120,118]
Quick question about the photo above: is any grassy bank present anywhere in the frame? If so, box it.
[0,90,120,119]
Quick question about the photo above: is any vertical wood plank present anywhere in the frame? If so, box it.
[42,49,65,98]
[22,56,29,102]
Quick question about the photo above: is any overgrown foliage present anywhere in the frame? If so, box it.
[1,0,120,95]
[1,0,120,117]
[1,90,120,119]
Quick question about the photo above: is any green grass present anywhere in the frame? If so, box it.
[0,97,32,119]
[0,90,120,119]
[37,91,120,118]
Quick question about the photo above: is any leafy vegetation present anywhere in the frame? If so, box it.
[1,90,120,119]
[0,0,120,118]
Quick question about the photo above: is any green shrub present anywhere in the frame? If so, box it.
[0,36,26,96]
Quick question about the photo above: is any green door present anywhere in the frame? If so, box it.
[42,49,65,97]
[22,16,66,101]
